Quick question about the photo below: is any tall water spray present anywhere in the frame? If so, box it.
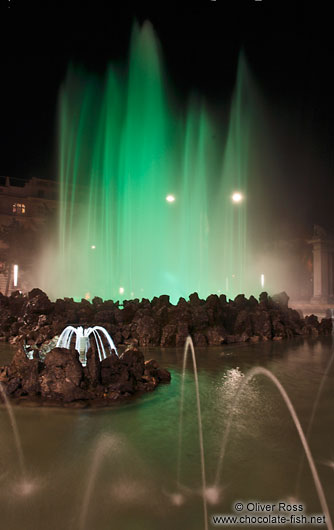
[42,22,264,302]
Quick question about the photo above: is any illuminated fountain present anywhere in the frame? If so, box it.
[38,21,267,303]
[56,325,118,366]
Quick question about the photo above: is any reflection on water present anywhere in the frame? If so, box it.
[0,336,334,530]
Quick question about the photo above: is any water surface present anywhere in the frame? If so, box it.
[1,337,333,529]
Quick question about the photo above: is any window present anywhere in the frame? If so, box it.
[12,203,26,214]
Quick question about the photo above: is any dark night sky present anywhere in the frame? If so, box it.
[1,0,334,236]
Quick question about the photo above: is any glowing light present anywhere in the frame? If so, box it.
[231,192,243,203]
[13,264,18,287]
[119,287,124,295]
[260,273,265,288]
[91,245,96,249]
[205,486,221,505]
[166,194,175,203]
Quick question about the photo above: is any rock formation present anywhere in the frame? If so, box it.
[0,342,171,407]
[0,288,331,351]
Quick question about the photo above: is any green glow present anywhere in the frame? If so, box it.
[43,23,262,302]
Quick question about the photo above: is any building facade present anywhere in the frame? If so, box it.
[0,176,58,294]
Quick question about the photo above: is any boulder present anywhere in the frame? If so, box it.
[24,290,54,315]
[251,310,272,340]
[234,309,252,339]
[120,346,145,380]
[39,347,87,402]
[161,324,177,347]
[193,332,207,346]
[8,345,40,396]
[189,292,202,306]
[144,359,171,383]
[131,315,160,347]
[206,326,227,346]
[272,291,289,308]
[176,322,189,347]
[86,345,101,385]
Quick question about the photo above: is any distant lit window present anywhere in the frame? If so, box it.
[12,203,26,214]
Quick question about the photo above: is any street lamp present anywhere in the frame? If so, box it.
[231,191,243,203]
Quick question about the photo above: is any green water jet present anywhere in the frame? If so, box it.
[43,22,264,303]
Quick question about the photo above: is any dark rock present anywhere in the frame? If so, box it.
[93,310,114,323]
[234,309,252,338]
[189,292,202,305]
[305,314,319,328]
[272,291,289,308]
[270,310,286,340]
[161,324,177,347]
[259,292,269,304]
[5,377,21,395]
[23,291,54,316]
[176,322,189,347]
[234,294,248,308]
[92,296,103,307]
[8,345,40,395]
[28,288,47,300]
[144,359,171,383]
[193,332,207,346]
[86,345,101,385]
[251,310,272,340]
[248,295,258,308]
[205,294,220,306]
[120,346,144,380]
[131,315,160,347]
[100,354,129,386]
[319,318,332,334]
[219,294,227,305]
[39,347,87,402]
[206,326,227,346]
[191,305,209,330]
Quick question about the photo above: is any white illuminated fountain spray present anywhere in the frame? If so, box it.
[213,366,333,530]
[0,382,26,478]
[56,325,118,366]
[0,382,36,496]
[176,336,209,530]
[78,434,121,530]
[295,347,334,495]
